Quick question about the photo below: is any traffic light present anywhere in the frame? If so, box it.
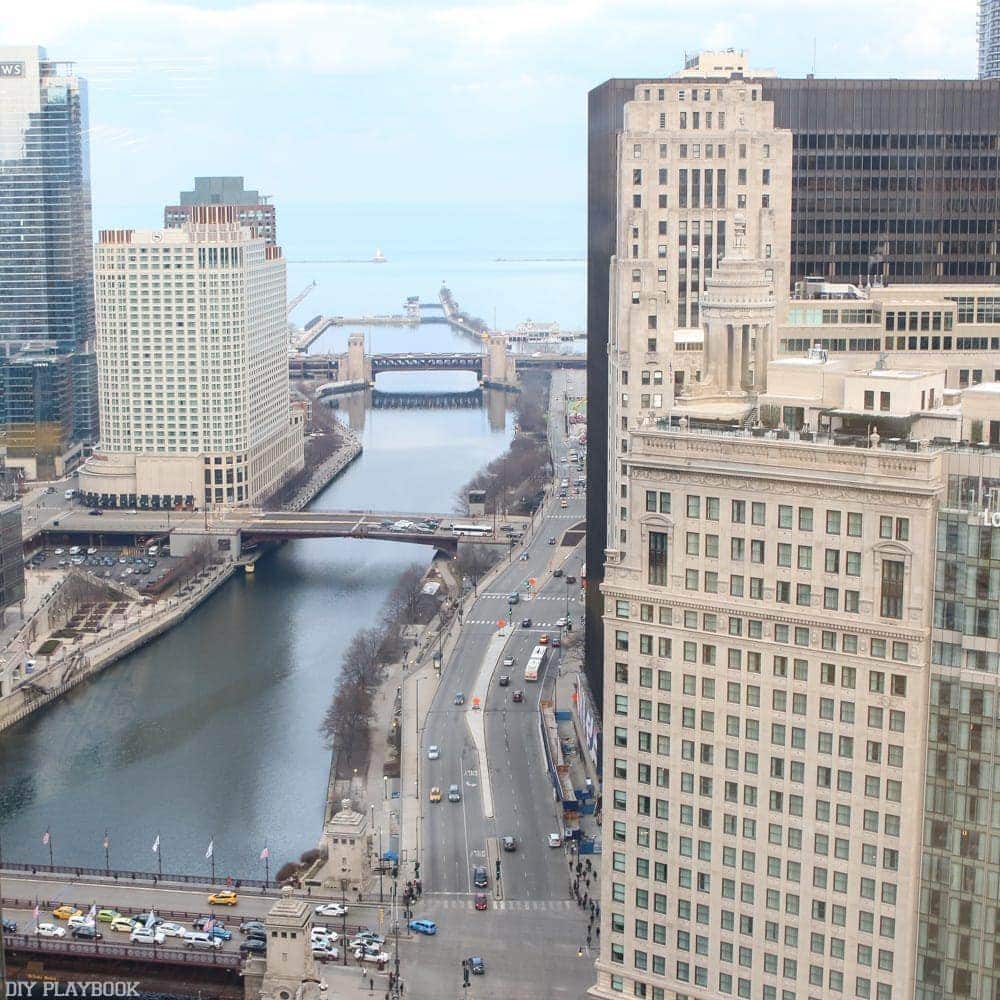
[495,858,501,881]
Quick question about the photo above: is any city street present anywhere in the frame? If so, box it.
[404,371,593,998]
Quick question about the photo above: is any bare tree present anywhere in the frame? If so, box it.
[455,545,500,587]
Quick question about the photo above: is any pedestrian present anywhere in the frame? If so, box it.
[307,886,311,897]
[370,977,374,992]
[587,933,592,946]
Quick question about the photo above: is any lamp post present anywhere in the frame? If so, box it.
[378,827,384,903]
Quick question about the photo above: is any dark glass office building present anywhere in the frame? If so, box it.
[587,72,1000,693]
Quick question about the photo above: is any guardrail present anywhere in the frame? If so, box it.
[3,931,241,970]
[0,860,267,888]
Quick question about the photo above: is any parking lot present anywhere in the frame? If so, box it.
[27,543,178,593]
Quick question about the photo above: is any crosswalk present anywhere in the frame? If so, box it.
[422,895,577,912]
[480,593,570,601]
[463,619,569,628]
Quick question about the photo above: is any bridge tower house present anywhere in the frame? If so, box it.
[245,886,321,1000]
[342,332,372,385]
[482,333,513,389]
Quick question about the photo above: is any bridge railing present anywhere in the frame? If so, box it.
[0,860,268,888]
[3,931,241,969]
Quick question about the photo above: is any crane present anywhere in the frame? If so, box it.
[286,280,317,317]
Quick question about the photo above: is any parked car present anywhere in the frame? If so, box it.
[183,931,223,951]
[67,914,95,930]
[2,917,16,933]
[448,783,462,802]
[110,916,137,933]
[409,918,437,935]
[36,923,66,939]
[71,924,103,941]
[207,890,238,906]
[310,926,339,943]
[159,922,186,937]
[474,893,488,911]
[313,903,347,919]
[427,745,441,760]
[52,906,82,921]
[241,918,268,934]
[240,938,267,956]
[206,924,232,941]
[354,948,389,964]
[349,933,385,949]
[311,943,338,962]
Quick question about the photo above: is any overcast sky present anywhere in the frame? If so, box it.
[11,0,980,218]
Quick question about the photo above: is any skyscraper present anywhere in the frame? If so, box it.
[0,46,96,472]
[80,206,304,510]
[979,0,1000,77]
[588,54,1000,693]
[165,176,277,246]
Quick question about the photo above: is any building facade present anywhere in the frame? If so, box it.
[980,0,1000,78]
[588,52,1000,693]
[80,205,303,510]
[0,501,25,622]
[165,176,276,246]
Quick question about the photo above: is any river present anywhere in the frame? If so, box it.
[0,302,551,879]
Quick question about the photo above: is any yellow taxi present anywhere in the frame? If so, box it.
[52,905,82,921]
[539,634,550,646]
[429,786,442,803]
[207,890,238,906]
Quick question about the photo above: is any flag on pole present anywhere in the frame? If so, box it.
[102,834,109,850]
[260,846,270,860]
[32,903,39,924]
[87,904,97,921]
[41,829,50,845]
[152,834,160,853]
[205,840,214,860]
[145,910,156,930]
[204,918,215,934]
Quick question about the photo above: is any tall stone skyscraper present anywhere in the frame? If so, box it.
[0,46,97,470]
[980,0,1000,77]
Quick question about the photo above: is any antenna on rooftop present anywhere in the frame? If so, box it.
[812,38,817,76]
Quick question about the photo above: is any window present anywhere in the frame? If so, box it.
[649,532,669,586]
[880,560,904,619]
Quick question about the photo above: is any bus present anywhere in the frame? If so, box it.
[449,523,492,537]
[524,644,548,682]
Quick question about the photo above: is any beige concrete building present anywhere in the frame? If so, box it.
[80,206,304,510]
[593,48,1000,1000]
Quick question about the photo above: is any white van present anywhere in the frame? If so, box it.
[69,546,81,555]
[64,489,74,500]
[147,546,158,557]
[183,931,223,951]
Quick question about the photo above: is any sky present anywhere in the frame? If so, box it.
[8,0,980,232]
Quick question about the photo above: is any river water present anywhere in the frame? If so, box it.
[0,254,584,878]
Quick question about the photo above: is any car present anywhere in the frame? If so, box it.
[67,914,95,930]
[245,926,268,942]
[88,509,103,516]
[474,893,488,911]
[473,866,489,888]
[512,689,525,703]
[311,926,339,941]
[507,592,519,604]
[129,926,166,945]
[427,745,440,760]
[502,655,515,668]
[521,618,532,628]
[354,948,389,964]
[548,832,563,848]
[72,924,103,940]
[313,903,347,919]
[311,943,338,962]
[498,674,510,687]
[551,636,561,648]
[502,835,517,852]
[240,918,267,934]
[240,938,267,955]
[519,552,529,561]
[566,575,576,584]
[408,918,438,935]
[538,634,550,645]
[448,783,462,802]
[468,955,486,975]
[53,906,82,921]
[207,890,238,906]
[183,931,223,951]
[548,537,557,545]
[2,917,16,933]
[560,500,568,509]
[351,931,385,947]
[110,916,137,933]
[206,924,232,941]
[453,692,465,705]
[553,568,564,578]
[159,921,186,937]
[429,786,442,803]
[36,923,66,939]
[86,547,97,555]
